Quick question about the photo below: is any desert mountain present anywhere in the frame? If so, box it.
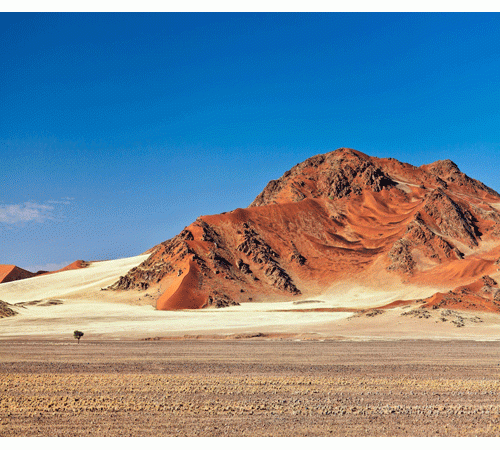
[109,148,500,312]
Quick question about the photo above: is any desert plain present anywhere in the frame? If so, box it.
[2,255,500,437]
[2,339,500,437]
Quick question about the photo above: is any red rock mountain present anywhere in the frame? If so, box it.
[110,148,500,312]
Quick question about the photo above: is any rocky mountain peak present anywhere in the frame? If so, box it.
[250,148,395,207]
[424,159,461,176]
[421,159,499,197]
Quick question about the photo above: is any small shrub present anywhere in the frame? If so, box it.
[73,330,84,343]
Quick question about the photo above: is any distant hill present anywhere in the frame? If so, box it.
[0,265,36,284]
[0,260,88,284]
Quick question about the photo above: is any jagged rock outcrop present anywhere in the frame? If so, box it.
[422,159,499,197]
[290,242,307,266]
[263,262,301,294]
[234,223,300,293]
[388,239,416,274]
[237,259,252,274]
[111,215,302,309]
[206,291,240,308]
[109,228,193,291]
[423,275,500,313]
[423,188,479,248]
[0,300,18,318]
[388,211,464,275]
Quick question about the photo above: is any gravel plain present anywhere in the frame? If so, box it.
[2,339,500,437]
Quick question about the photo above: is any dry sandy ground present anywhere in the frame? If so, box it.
[2,339,500,437]
[2,296,500,341]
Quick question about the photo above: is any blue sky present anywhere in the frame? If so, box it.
[1,13,499,271]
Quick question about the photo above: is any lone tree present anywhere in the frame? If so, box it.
[73,330,84,343]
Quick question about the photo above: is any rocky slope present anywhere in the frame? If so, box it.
[110,148,500,311]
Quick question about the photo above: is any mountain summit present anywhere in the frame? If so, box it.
[110,148,500,312]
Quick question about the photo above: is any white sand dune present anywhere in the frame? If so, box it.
[0,254,150,303]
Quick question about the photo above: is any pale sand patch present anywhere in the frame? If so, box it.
[0,300,353,340]
[0,254,150,303]
[3,298,500,341]
[315,281,440,308]
[323,307,500,341]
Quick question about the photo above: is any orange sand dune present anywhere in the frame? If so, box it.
[40,260,88,276]
[156,259,207,310]
[414,257,496,286]
[0,265,36,284]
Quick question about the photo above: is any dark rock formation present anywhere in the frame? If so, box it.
[423,189,479,248]
[388,239,416,274]
[206,292,240,308]
[0,300,18,318]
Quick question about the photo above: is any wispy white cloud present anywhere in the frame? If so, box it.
[47,200,72,205]
[24,261,72,273]
[0,199,73,224]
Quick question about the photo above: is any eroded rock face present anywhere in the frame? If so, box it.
[423,189,479,248]
[385,180,498,276]
[423,159,499,197]
[481,275,497,288]
[388,239,416,274]
[108,229,193,291]
[235,223,301,294]
[387,212,465,275]
[111,217,302,309]
[236,224,280,265]
[290,243,307,266]
[263,262,301,294]
[237,259,252,274]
